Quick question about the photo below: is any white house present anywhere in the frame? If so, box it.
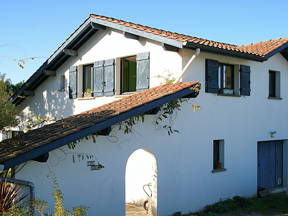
[1,14,288,216]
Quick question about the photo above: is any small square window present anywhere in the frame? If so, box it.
[269,70,280,99]
[213,140,225,172]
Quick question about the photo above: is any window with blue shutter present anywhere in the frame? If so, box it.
[69,66,77,99]
[206,59,251,97]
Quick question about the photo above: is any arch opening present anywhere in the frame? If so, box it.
[125,149,157,216]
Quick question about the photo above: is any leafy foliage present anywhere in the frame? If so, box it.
[49,172,88,216]
[68,132,98,150]
[155,98,188,135]
[0,73,19,130]
[118,115,145,134]
[23,115,54,132]
[157,72,176,84]
[2,205,30,216]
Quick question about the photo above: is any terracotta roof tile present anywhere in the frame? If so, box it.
[90,14,288,58]
[238,38,288,56]
[0,82,199,165]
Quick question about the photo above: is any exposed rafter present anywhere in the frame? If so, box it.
[90,22,106,30]
[63,49,78,56]
[124,32,140,40]
[23,90,34,96]
[32,153,49,163]
[163,43,179,52]
[97,127,112,136]
[43,70,56,76]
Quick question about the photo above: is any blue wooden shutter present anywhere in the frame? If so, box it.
[136,52,150,91]
[69,66,77,99]
[103,59,115,96]
[93,60,104,96]
[240,65,251,96]
[77,66,83,98]
[205,59,219,93]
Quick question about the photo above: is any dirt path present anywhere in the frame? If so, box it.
[126,204,147,216]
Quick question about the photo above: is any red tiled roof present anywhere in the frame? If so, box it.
[0,82,200,165]
[238,38,288,57]
[90,14,288,58]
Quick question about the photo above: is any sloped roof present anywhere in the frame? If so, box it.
[238,38,288,57]
[11,14,287,105]
[90,14,288,58]
[1,82,200,170]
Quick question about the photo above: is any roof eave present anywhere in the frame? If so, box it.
[185,42,265,62]
[2,85,199,169]
[89,16,184,49]
[12,17,97,104]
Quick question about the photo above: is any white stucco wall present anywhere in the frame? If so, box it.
[14,28,288,216]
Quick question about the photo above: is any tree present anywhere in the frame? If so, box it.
[0,73,19,130]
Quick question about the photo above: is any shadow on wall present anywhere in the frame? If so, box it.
[17,30,112,124]
[18,76,75,127]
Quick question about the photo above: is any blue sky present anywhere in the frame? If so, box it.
[0,0,287,83]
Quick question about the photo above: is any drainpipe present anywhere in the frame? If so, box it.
[0,176,35,214]
[174,48,200,83]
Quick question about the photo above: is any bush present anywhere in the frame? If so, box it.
[0,180,27,214]
[1,172,88,216]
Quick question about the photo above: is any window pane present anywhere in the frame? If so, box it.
[121,59,129,93]
[121,56,136,93]
[269,71,276,97]
[213,140,220,170]
[224,65,233,89]
[83,65,93,93]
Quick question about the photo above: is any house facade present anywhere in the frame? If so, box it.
[1,14,288,216]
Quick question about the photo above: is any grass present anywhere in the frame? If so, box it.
[173,193,288,216]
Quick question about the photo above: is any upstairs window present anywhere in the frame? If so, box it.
[68,52,150,99]
[82,64,93,96]
[121,56,137,93]
[219,64,234,94]
[206,59,251,96]
[269,70,281,99]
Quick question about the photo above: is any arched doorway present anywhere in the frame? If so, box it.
[125,149,157,216]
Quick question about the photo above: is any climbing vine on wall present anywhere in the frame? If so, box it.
[118,114,145,134]
[155,98,189,135]
[68,132,98,150]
